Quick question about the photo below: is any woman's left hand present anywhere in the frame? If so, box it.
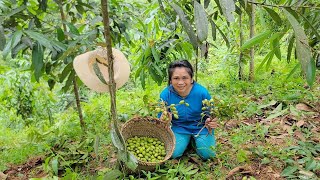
[205,117,218,129]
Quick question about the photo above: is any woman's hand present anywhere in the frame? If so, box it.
[205,117,218,129]
[205,117,218,135]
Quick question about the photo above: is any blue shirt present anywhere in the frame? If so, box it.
[158,82,212,135]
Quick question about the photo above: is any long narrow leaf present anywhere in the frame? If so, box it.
[286,63,300,80]
[257,50,274,72]
[66,22,80,36]
[2,30,22,58]
[287,34,295,63]
[32,42,44,82]
[194,1,208,42]
[204,0,210,9]
[0,25,6,50]
[25,30,53,50]
[171,3,198,50]
[265,51,274,71]
[263,7,282,26]
[283,9,313,86]
[298,13,320,40]
[209,18,216,41]
[272,38,281,60]
[5,5,26,17]
[213,20,230,48]
[219,0,235,22]
[241,30,272,51]
[306,58,316,87]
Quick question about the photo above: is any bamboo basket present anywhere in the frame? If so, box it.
[121,116,175,172]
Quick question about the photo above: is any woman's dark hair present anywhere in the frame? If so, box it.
[168,60,194,86]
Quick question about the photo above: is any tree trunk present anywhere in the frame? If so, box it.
[238,11,244,80]
[58,0,85,131]
[249,2,255,81]
[100,0,125,149]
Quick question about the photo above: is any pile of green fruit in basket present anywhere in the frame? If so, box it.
[126,136,166,162]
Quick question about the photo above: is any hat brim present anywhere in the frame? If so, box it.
[73,48,130,92]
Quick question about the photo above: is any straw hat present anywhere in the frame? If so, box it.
[73,47,130,92]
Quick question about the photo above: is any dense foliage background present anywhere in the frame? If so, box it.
[0,0,319,179]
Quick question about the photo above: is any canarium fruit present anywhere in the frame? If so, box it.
[126,136,166,163]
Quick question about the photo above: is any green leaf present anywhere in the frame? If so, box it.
[266,109,287,120]
[93,61,108,85]
[285,63,300,80]
[283,9,312,80]
[213,0,223,16]
[263,7,282,26]
[0,25,6,50]
[281,166,298,177]
[257,100,277,109]
[110,124,125,151]
[32,42,44,82]
[59,63,72,83]
[241,30,272,51]
[148,64,162,85]
[61,71,75,92]
[209,18,216,41]
[299,14,320,40]
[2,30,22,58]
[66,22,80,36]
[151,46,160,62]
[284,7,299,20]
[171,3,198,50]
[287,34,295,63]
[57,27,65,42]
[140,70,146,89]
[257,50,274,72]
[194,1,208,42]
[125,152,138,171]
[219,0,235,22]
[204,0,210,9]
[305,158,317,171]
[75,4,85,14]
[104,169,123,180]
[5,5,26,17]
[306,58,316,87]
[272,38,281,60]
[265,52,274,71]
[52,157,58,176]
[214,21,230,48]
[25,30,53,50]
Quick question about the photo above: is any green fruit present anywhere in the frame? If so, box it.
[185,103,189,106]
[174,114,179,119]
[179,100,185,104]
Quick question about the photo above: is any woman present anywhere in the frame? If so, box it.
[158,60,217,160]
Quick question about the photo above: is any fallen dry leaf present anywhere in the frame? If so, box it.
[296,120,305,127]
[0,172,7,180]
[226,165,253,179]
[296,103,314,112]
[293,130,306,141]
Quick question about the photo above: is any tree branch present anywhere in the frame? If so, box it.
[247,1,320,9]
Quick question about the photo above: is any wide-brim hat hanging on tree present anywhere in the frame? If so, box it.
[73,47,130,92]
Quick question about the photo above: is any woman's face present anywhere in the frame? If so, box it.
[170,67,193,97]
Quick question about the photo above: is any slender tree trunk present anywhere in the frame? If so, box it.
[100,0,125,150]
[238,11,244,80]
[249,2,255,81]
[58,0,85,131]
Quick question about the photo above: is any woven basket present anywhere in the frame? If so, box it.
[121,116,175,172]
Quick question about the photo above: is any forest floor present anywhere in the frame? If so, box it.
[2,102,319,180]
